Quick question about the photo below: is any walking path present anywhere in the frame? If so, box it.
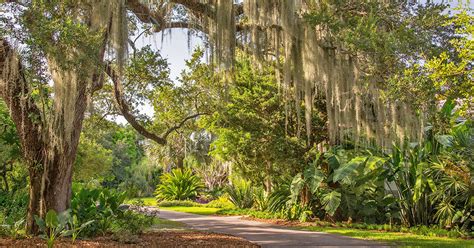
[159,210,388,248]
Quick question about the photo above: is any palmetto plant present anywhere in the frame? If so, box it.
[155,168,204,201]
[226,178,254,209]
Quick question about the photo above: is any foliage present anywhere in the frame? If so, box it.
[0,218,24,239]
[66,214,94,243]
[111,211,154,235]
[127,197,158,207]
[70,187,126,236]
[304,1,451,79]
[226,178,254,209]
[200,54,313,189]
[383,123,473,230]
[35,209,94,247]
[206,195,234,209]
[155,168,203,201]
[74,135,112,182]
[253,187,270,211]
[385,10,473,121]
[35,210,70,248]
[0,191,28,226]
[0,101,23,192]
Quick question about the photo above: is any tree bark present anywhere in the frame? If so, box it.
[1,39,89,234]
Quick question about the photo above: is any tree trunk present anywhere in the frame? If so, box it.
[176,156,184,170]
[26,164,43,234]
[1,38,89,234]
[264,161,272,194]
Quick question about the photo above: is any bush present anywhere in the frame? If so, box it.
[226,178,254,209]
[71,187,126,236]
[112,211,154,235]
[155,168,203,201]
[0,191,28,225]
[158,200,197,207]
[206,195,234,209]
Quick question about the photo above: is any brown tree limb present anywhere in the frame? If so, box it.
[162,112,208,140]
[104,63,206,145]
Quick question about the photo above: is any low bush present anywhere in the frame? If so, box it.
[206,195,234,209]
[0,191,28,225]
[112,211,154,235]
[71,187,126,236]
[155,168,203,201]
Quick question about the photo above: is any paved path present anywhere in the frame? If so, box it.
[159,210,388,248]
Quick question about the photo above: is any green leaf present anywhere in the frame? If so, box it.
[45,210,58,228]
[365,156,386,170]
[303,165,324,194]
[333,157,365,182]
[413,176,424,202]
[435,135,454,147]
[321,191,341,216]
[325,152,340,170]
[290,173,304,203]
[34,215,46,232]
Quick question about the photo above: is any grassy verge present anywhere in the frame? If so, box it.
[300,226,474,248]
[160,206,222,215]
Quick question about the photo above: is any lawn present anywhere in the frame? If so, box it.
[300,226,474,248]
[160,206,222,215]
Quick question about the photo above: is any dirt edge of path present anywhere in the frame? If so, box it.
[0,230,260,247]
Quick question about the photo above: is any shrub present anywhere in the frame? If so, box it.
[226,178,254,209]
[206,195,234,209]
[71,187,126,236]
[112,211,154,235]
[155,168,203,201]
[253,187,269,211]
[0,191,28,225]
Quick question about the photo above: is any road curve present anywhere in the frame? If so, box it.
[159,210,389,248]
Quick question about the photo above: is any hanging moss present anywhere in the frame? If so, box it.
[234,1,423,147]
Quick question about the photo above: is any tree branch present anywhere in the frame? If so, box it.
[105,63,167,145]
[104,63,207,145]
[162,112,208,140]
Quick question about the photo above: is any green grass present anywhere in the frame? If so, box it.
[160,206,222,215]
[300,226,474,248]
[126,197,158,206]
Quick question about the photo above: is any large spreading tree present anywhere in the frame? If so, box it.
[0,0,469,234]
